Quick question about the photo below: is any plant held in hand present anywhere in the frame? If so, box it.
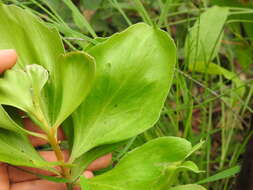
[0,3,205,190]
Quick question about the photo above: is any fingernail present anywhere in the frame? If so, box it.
[0,49,17,55]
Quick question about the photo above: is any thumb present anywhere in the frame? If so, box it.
[0,49,17,73]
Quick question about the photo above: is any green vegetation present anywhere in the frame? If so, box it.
[0,0,253,189]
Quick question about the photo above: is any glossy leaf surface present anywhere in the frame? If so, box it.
[71,23,176,160]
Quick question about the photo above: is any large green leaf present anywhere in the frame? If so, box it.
[0,4,96,130]
[185,6,229,64]
[70,23,176,160]
[87,137,192,190]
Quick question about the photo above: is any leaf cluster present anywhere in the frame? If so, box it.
[0,3,205,190]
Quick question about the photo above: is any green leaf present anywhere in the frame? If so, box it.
[185,6,229,64]
[0,128,58,169]
[87,137,192,190]
[0,65,53,133]
[0,65,48,113]
[70,23,176,161]
[169,184,206,190]
[177,161,203,174]
[48,52,96,128]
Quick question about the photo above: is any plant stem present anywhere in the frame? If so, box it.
[32,98,71,179]
[47,128,71,179]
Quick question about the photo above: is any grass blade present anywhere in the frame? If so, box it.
[197,166,241,184]
[62,0,97,38]
[133,0,153,25]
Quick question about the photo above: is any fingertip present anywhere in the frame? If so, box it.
[83,170,94,179]
[0,49,17,73]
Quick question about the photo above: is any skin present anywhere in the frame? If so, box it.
[0,49,112,190]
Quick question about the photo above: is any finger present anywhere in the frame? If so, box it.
[83,171,94,179]
[10,180,66,190]
[0,49,17,73]
[87,153,112,171]
[10,171,94,190]
[23,118,65,147]
[0,163,9,190]
[8,151,69,183]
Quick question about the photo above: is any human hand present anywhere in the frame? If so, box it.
[0,49,112,190]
